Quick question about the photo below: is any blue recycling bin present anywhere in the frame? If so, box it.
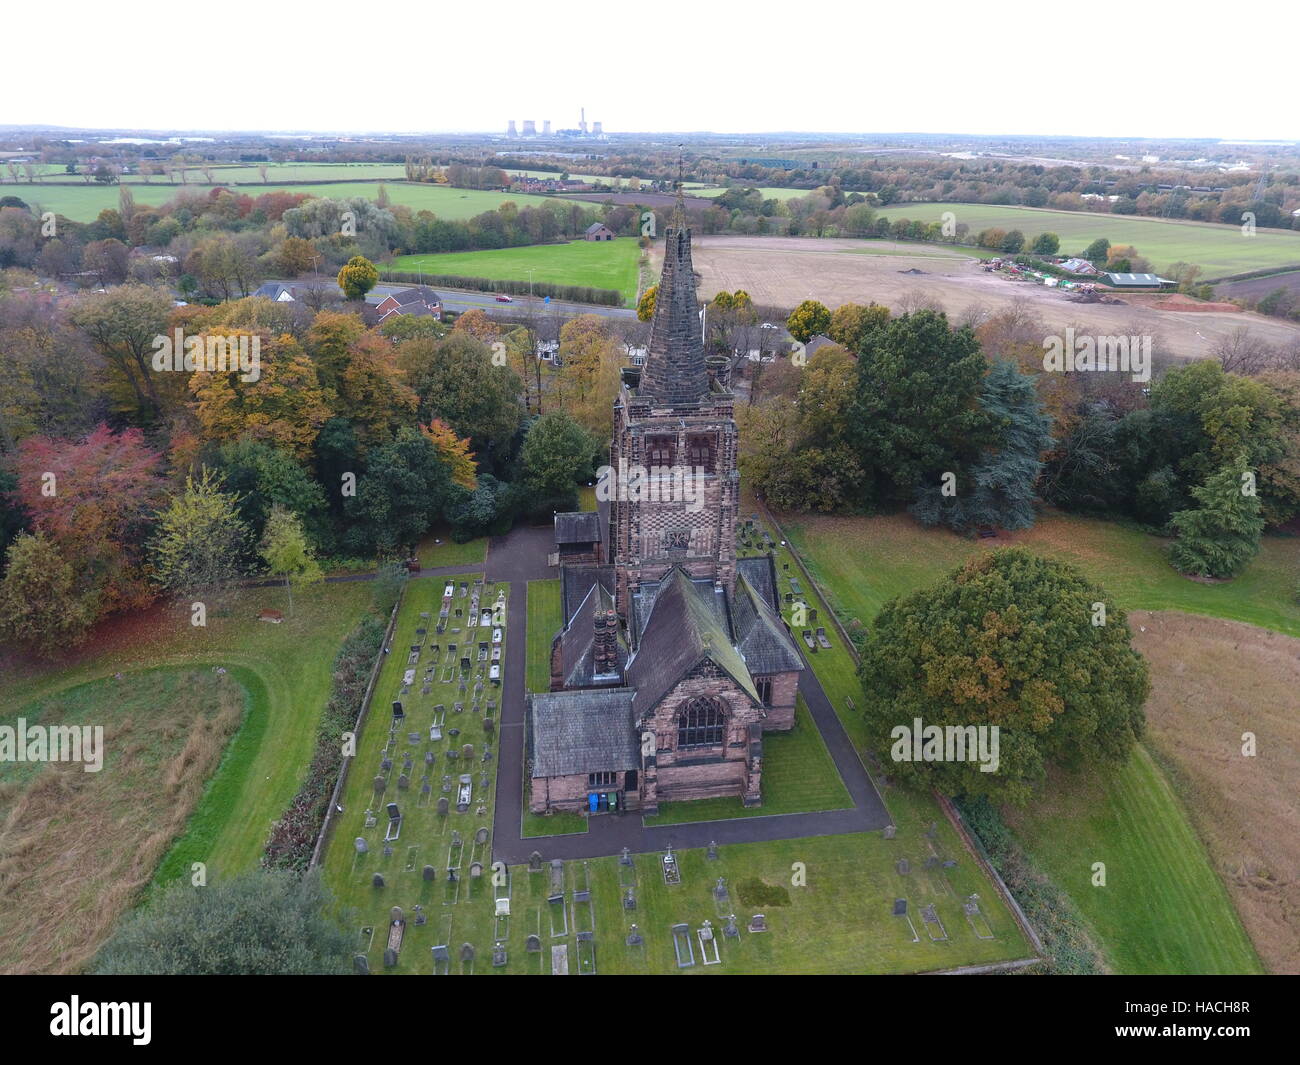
[588,793,599,812]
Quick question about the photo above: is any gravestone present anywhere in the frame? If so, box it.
[748,914,767,933]
[460,943,475,963]
[373,776,386,794]
[482,717,494,737]
[451,830,462,847]
[883,825,896,840]
[382,845,393,858]
[423,865,436,882]
[706,840,719,861]
[397,774,410,791]
[892,898,907,916]
[623,887,636,911]
[354,837,368,854]
[943,859,958,869]
[469,861,483,879]
[626,925,643,947]
[723,915,739,938]
[381,758,392,772]
[525,934,541,953]
[896,859,910,875]
[447,868,457,883]
[619,847,632,867]
[714,877,729,902]
[492,942,507,968]
[425,751,435,765]
[437,797,449,816]
[431,944,449,963]
[475,827,489,845]
[421,781,432,796]
[353,954,369,975]
[383,948,398,969]
[462,743,474,761]
[372,873,384,888]
[413,905,426,926]
[529,851,544,874]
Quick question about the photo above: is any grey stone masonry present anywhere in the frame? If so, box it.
[639,224,710,407]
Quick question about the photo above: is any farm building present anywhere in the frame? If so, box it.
[1059,258,1100,275]
[1104,272,1173,289]
[584,222,615,241]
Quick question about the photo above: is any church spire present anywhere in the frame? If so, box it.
[639,146,709,408]
[671,144,686,229]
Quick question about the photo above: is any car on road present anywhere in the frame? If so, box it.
[494,293,513,303]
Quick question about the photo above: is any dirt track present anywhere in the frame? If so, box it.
[678,236,1300,360]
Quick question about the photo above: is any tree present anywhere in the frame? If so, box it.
[1031,232,1060,256]
[1168,458,1264,578]
[518,411,597,502]
[0,532,95,655]
[337,255,379,300]
[342,426,456,555]
[93,869,350,975]
[785,299,831,344]
[827,302,889,354]
[1000,229,1025,254]
[556,314,622,435]
[912,360,1053,532]
[421,419,478,490]
[210,437,330,546]
[1082,237,1110,263]
[68,285,172,422]
[859,549,1149,804]
[848,310,992,507]
[260,505,322,615]
[636,284,657,322]
[151,470,250,599]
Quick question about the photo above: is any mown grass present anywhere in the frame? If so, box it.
[1005,748,1262,974]
[386,238,641,305]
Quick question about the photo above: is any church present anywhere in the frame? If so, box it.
[526,205,805,817]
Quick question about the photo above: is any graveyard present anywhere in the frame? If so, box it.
[320,516,1039,975]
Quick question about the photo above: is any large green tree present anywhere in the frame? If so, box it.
[1168,458,1264,578]
[848,310,991,507]
[0,531,95,655]
[859,548,1149,804]
[519,410,598,502]
[93,869,350,975]
[785,299,832,344]
[150,469,250,598]
[342,426,456,555]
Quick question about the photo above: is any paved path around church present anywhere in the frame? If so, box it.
[483,524,893,866]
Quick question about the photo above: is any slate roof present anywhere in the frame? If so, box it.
[735,555,779,612]
[732,572,804,676]
[626,567,758,724]
[1105,272,1166,287]
[561,564,615,624]
[529,688,638,777]
[390,285,441,306]
[585,222,612,235]
[554,511,602,545]
[556,581,628,688]
[638,223,710,407]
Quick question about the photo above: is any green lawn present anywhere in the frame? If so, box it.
[9,181,565,223]
[386,238,642,305]
[875,201,1300,278]
[773,504,1287,973]
[643,695,850,825]
[525,579,561,694]
[692,186,820,203]
[416,529,488,569]
[780,509,1300,639]
[1006,747,1262,973]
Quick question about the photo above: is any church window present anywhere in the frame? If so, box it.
[646,435,675,467]
[756,676,772,705]
[677,697,726,748]
[686,433,715,471]
[588,771,618,789]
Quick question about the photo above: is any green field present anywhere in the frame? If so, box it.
[386,238,641,304]
[875,201,1300,278]
[5,181,565,223]
[1007,748,1262,973]
[773,505,1291,972]
[525,579,561,694]
[692,186,819,203]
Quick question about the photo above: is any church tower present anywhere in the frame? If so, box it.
[608,199,738,619]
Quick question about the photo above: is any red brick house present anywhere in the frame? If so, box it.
[530,209,804,817]
[374,286,442,322]
[584,222,615,241]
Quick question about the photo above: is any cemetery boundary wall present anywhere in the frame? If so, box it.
[309,584,406,869]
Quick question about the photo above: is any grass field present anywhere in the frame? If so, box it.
[643,695,851,825]
[875,201,1300,278]
[386,238,641,305]
[525,579,561,695]
[692,186,820,203]
[1005,748,1262,974]
[0,581,374,972]
[8,181,565,223]
[773,504,1291,972]
[779,509,1300,640]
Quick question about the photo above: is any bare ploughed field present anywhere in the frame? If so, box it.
[682,236,1300,360]
[1130,611,1300,973]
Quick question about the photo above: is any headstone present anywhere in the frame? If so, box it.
[353,954,369,974]
[492,942,507,968]
[529,851,544,873]
[883,824,896,840]
[748,913,767,933]
[381,757,392,772]
[482,717,495,736]
[372,873,384,888]
[422,865,436,882]
[373,776,386,794]
[354,837,368,854]
[397,774,410,791]
[626,925,643,947]
[619,847,632,867]
[460,943,474,962]
[706,840,719,861]
[723,914,739,938]
[382,845,393,858]
[896,859,910,875]
[714,877,728,902]
[623,887,636,911]
[431,945,449,963]
[525,934,541,953]
[893,898,907,916]
[437,797,449,816]
[475,827,489,845]
[469,861,483,879]
[414,906,427,926]
[447,868,457,883]
[462,743,474,761]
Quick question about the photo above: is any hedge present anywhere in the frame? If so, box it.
[379,271,623,307]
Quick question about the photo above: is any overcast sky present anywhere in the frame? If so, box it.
[6,3,1295,141]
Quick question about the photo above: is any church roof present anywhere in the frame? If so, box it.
[556,581,628,688]
[626,567,759,724]
[732,572,805,676]
[561,564,615,624]
[554,511,601,545]
[637,222,710,407]
[529,688,639,777]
